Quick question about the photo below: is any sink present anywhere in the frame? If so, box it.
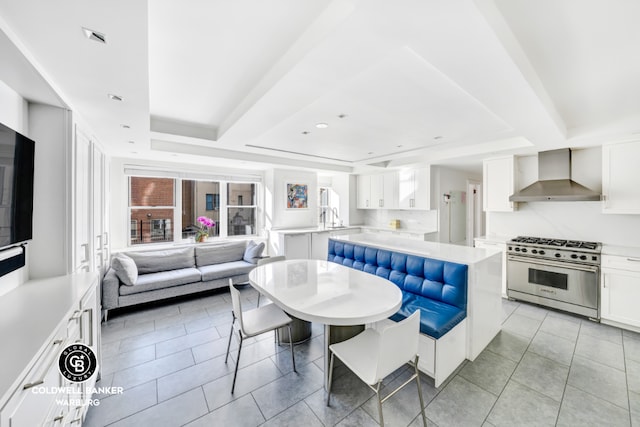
[326,225,347,229]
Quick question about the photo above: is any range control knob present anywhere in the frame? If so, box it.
[522,248,528,253]
[515,247,521,252]
[555,253,562,258]
[532,249,538,254]
[571,254,578,259]
[539,250,546,255]
[580,255,587,261]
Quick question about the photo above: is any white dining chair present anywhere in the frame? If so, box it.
[326,311,426,427]
[225,279,296,393]
[255,255,285,307]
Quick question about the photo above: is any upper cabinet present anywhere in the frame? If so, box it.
[398,167,430,210]
[483,156,517,212]
[357,172,399,209]
[602,140,640,214]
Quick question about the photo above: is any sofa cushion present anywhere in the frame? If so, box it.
[119,267,202,296]
[111,253,138,286]
[127,247,195,274]
[390,293,466,339]
[198,260,255,281]
[243,241,265,264]
[195,242,246,267]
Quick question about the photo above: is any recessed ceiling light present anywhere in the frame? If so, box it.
[130,151,138,154]
[82,27,106,44]
[337,114,347,119]
[367,152,374,155]
[315,123,329,129]
[121,124,130,129]
[302,131,310,135]
[108,93,123,101]
[433,136,443,140]
[397,145,403,148]
[128,140,135,144]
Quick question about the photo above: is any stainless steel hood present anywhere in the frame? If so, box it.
[509,149,602,202]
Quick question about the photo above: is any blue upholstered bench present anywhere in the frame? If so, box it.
[328,238,469,386]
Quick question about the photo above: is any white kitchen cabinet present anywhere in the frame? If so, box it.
[602,140,640,214]
[357,175,372,209]
[601,254,640,330]
[283,233,311,259]
[311,227,361,260]
[0,273,100,427]
[398,167,430,210]
[357,173,398,209]
[474,238,507,297]
[483,156,517,212]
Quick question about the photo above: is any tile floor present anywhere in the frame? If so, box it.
[85,288,640,426]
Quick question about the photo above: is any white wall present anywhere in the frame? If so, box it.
[265,168,318,229]
[27,104,71,279]
[0,80,29,296]
[487,147,640,246]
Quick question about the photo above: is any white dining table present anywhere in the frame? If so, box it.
[248,259,402,385]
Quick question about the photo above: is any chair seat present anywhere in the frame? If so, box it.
[240,303,293,337]
[390,293,466,339]
[329,328,382,385]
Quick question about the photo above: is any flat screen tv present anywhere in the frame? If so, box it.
[0,121,35,249]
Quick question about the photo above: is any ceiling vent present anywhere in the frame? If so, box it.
[82,27,106,44]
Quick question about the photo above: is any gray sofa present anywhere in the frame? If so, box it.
[101,240,264,320]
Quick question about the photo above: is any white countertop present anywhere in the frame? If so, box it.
[0,272,99,404]
[270,225,363,235]
[602,244,640,258]
[474,234,513,244]
[248,259,402,325]
[332,233,499,265]
[271,225,437,235]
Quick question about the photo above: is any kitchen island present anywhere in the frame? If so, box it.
[331,233,503,361]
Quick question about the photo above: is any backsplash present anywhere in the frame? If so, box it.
[362,209,438,232]
[487,201,640,247]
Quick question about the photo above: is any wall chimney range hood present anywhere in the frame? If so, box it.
[509,149,602,202]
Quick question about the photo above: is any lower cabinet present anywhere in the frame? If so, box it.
[474,238,507,297]
[0,273,100,427]
[601,255,640,329]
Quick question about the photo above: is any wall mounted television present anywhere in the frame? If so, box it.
[0,121,35,249]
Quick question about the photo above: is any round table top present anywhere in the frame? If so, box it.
[248,259,402,326]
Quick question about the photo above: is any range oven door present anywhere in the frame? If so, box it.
[507,256,599,315]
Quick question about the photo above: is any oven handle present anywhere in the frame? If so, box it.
[507,255,599,274]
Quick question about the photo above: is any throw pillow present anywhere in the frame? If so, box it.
[243,241,265,264]
[111,253,138,286]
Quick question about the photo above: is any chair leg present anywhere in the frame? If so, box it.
[257,293,261,307]
[375,381,384,426]
[230,333,243,394]
[414,356,427,427]
[288,324,296,372]
[326,352,335,407]
[224,313,235,364]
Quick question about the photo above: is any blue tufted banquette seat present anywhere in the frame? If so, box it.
[327,239,468,339]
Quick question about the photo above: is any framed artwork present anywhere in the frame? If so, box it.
[286,183,308,209]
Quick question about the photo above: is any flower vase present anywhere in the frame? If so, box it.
[197,234,208,243]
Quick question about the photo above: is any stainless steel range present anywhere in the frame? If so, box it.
[506,236,602,320]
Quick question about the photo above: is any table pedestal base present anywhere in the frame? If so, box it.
[278,315,312,345]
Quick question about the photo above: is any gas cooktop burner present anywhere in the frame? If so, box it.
[510,236,599,250]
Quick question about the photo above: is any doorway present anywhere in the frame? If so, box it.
[466,180,484,246]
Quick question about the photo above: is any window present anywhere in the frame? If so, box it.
[127,174,259,245]
[129,177,175,245]
[227,183,256,236]
[182,180,220,239]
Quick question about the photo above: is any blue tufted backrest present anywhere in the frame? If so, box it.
[328,239,468,311]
